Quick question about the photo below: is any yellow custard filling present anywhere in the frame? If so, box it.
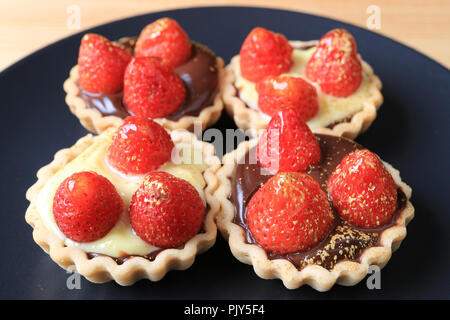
[234,46,374,129]
[35,129,207,257]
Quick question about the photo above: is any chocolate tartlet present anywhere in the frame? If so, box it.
[215,135,414,291]
[64,37,224,133]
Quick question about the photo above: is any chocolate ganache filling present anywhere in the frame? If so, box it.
[77,38,219,121]
[230,134,407,270]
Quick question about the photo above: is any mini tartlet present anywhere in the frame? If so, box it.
[214,112,414,291]
[25,118,222,285]
[223,28,383,138]
[64,18,224,134]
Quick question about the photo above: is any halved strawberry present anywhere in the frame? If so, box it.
[257,110,321,173]
[327,149,398,228]
[256,75,319,120]
[78,33,132,94]
[123,57,186,118]
[107,116,174,175]
[130,171,205,248]
[53,171,123,242]
[239,27,293,82]
[305,29,362,97]
[247,172,334,254]
[135,17,192,68]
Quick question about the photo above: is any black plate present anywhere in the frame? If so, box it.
[1,6,449,299]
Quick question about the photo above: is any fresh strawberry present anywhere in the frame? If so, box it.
[135,17,192,68]
[78,33,132,94]
[107,116,174,175]
[130,171,205,248]
[305,29,362,97]
[239,27,293,82]
[53,171,123,242]
[247,172,334,254]
[327,149,398,228]
[257,110,321,173]
[256,75,319,120]
[123,57,186,118]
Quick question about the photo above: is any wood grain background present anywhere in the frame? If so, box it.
[1,0,449,70]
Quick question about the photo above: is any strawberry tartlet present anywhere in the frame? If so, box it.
[223,27,383,138]
[64,18,224,133]
[25,116,224,285]
[214,111,414,291]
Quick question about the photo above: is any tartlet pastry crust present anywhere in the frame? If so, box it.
[214,139,414,291]
[63,56,225,134]
[222,40,383,139]
[25,129,222,285]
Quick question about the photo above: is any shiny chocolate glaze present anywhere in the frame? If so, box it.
[230,134,407,270]
[78,38,219,121]
[87,250,163,265]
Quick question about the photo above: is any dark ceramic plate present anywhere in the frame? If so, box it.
[1,6,449,299]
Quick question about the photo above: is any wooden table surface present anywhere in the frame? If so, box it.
[1,0,449,71]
